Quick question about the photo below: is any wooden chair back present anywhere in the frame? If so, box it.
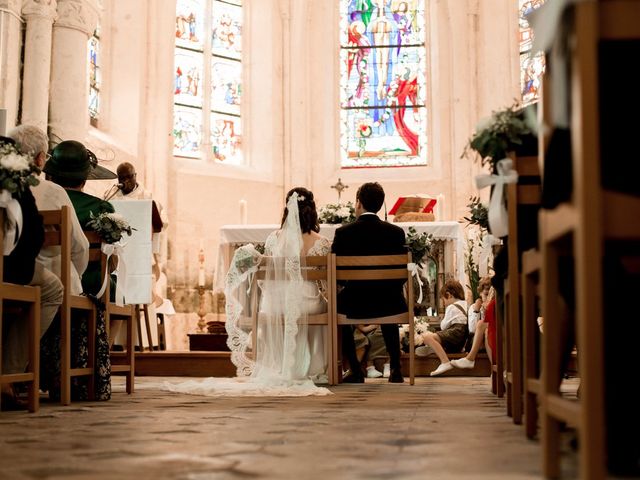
[0,207,41,412]
[40,206,97,405]
[332,252,415,385]
[83,229,135,395]
[501,154,542,424]
[246,254,335,385]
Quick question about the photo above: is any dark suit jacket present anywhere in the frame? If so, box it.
[331,214,408,319]
[3,189,44,285]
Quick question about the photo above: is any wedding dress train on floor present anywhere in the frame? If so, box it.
[164,193,331,397]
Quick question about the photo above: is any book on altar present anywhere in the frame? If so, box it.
[388,194,437,216]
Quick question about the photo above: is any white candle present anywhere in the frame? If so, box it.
[437,194,445,220]
[198,265,205,287]
[239,199,248,224]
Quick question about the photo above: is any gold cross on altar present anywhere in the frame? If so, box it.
[330,178,349,202]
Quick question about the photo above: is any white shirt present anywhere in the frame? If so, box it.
[440,299,468,331]
[32,177,89,295]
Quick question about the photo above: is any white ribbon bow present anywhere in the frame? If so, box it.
[96,242,128,306]
[475,158,519,238]
[0,190,23,255]
[407,262,424,304]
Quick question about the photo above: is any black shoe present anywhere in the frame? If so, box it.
[342,373,365,383]
[389,369,404,383]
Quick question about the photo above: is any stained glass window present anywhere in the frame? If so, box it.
[339,0,427,168]
[519,0,546,105]
[174,0,242,164]
[88,27,100,125]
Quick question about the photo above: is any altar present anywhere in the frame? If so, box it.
[216,221,467,314]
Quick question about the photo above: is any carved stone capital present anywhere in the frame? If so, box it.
[0,0,22,16]
[22,0,58,21]
[54,0,99,36]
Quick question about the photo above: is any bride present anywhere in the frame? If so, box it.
[165,188,331,397]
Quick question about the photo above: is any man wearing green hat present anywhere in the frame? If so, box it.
[44,140,116,295]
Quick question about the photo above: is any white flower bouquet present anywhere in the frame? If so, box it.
[0,142,40,196]
[318,202,356,224]
[86,212,134,244]
[399,317,434,352]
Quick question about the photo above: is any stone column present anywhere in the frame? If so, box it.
[49,0,98,142]
[20,0,58,132]
[0,0,24,130]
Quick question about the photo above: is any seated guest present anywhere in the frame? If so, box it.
[1,136,63,408]
[44,140,116,295]
[451,277,496,369]
[415,280,469,376]
[331,182,406,383]
[9,125,89,295]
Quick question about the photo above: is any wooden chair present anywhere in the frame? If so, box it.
[134,304,155,351]
[0,207,41,412]
[40,207,98,405]
[84,231,135,395]
[247,254,335,385]
[504,153,542,424]
[331,253,415,385]
[521,248,541,439]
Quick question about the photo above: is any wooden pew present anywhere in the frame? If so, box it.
[0,208,41,412]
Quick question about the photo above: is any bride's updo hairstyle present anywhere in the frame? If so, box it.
[281,187,320,234]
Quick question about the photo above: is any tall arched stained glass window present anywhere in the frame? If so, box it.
[174,0,243,163]
[340,0,427,168]
[88,27,100,126]
[519,0,546,105]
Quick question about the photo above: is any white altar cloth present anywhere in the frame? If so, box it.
[216,221,466,289]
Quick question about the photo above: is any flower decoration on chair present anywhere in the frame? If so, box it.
[405,226,433,268]
[399,317,434,352]
[0,142,40,196]
[318,202,356,224]
[461,102,531,170]
[86,212,134,244]
[463,196,489,232]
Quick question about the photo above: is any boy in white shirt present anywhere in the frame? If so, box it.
[415,280,469,376]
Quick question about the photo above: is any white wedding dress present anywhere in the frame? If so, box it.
[164,193,331,397]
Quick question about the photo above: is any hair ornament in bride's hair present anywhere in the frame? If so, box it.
[297,195,306,202]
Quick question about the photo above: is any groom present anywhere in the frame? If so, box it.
[332,182,407,383]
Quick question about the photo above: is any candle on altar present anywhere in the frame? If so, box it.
[239,199,248,224]
[198,247,205,287]
[436,194,445,220]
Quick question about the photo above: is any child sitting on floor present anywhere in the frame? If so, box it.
[415,279,469,376]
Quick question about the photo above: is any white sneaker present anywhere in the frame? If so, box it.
[430,362,453,376]
[383,363,390,378]
[451,357,475,369]
[367,366,383,378]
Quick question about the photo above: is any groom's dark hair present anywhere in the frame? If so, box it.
[356,182,385,213]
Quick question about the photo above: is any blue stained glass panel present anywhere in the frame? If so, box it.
[211,59,241,115]
[176,0,204,50]
[88,34,100,119]
[174,105,202,158]
[519,0,546,105]
[212,1,242,60]
[211,112,242,164]
[174,48,204,107]
[340,0,427,168]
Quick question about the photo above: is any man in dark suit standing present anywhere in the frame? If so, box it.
[331,182,407,383]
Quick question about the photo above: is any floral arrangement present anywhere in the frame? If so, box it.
[318,202,356,224]
[463,196,489,231]
[461,102,531,169]
[465,237,481,302]
[0,142,40,196]
[405,226,433,267]
[399,317,434,352]
[86,212,134,244]
[232,243,262,273]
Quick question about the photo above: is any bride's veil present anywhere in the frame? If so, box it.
[225,192,314,387]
